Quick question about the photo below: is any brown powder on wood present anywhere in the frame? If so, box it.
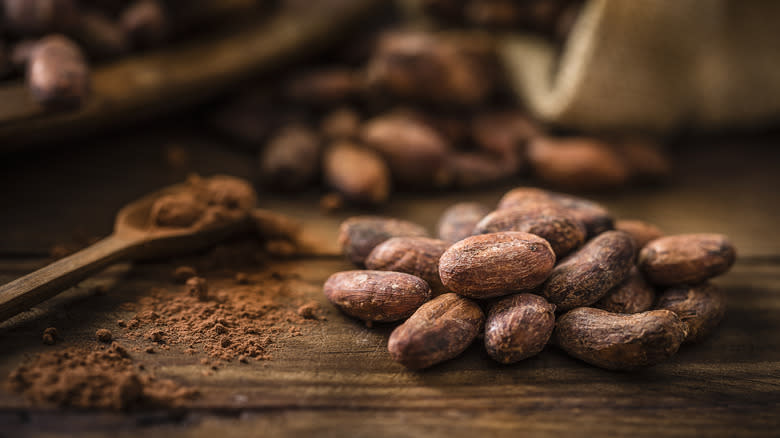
[122,271,321,363]
[6,342,197,410]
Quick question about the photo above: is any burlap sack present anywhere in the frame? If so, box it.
[500,0,780,133]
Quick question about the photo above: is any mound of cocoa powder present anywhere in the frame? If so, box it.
[6,342,197,410]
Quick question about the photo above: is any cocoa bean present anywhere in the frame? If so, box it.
[497,187,614,238]
[474,207,586,257]
[554,308,687,370]
[594,267,655,314]
[323,270,431,322]
[259,124,321,191]
[656,282,726,343]
[27,35,90,108]
[485,293,555,364]
[437,202,489,243]
[387,293,484,369]
[615,219,664,253]
[365,237,450,292]
[527,137,631,190]
[638,234,736,286]
[338,216,429,266]
[323,141,391,205]
[439,232,555,299]
[541,231,635,311]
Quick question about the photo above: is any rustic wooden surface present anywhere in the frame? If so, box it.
[0,122,779,437]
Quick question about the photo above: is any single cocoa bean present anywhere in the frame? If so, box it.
[484,293,555,364]
[655,282,726,343]
[638,234,736,286]
[615,219,664,253]
[527,137,631,190]
[365,31,495,105]
[447,151,518,188]
[594,267,655,314]
[320,107,361,140]
[259,124,321,191]
[360,113,452,188]
[554,308,687,370]
[541,231,635,311]
[471,110,540,172]
[365,237,450,292]
[617,139,671,181]
[338,216,429,266]
[437,202,489,243]
[323,141,391,205]
[388,293,484,369]
[323,270,431,322]
[497,187,614,238]
[439,232,555,299]
[27,35,90,108]
[474,207,586,257]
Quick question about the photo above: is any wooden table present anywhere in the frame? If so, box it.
[0,122,778,437]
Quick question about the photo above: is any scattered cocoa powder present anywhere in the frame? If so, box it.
[96,328,113,343]
[122,270,319,363]
[42,327,58,345]
[6,342,197,410]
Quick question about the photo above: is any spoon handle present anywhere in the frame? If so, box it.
[0,235,139,322]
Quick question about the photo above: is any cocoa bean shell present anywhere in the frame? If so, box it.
[656,282,726,343]
[388,293,484,369]
[554,308,687,370]
[323,270,431,322]
[615,219,664,253]
[541,231,635,311]
[638,234,736,286]
[485,293,556,364]
[439,232,556,299]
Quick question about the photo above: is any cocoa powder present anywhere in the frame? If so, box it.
[6,342,197,410]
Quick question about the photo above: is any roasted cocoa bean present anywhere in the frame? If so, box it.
[541,231,635,311]
[638,234,736,286]
[615,219,664,252]
[497,187,614,237]
[365,237,450,292]
[437,202,489,243]
[323,270,431,322]
[471,110,540,172]
[259,124,321,191]
[594,267,655,314]
[656,282,726,343]
[27,35,90,108]
[283,68,362,105]
[338,216,429,266]
[439,232,555,299]
[554,308,687,370]
[447,151,518,188]
[484,293,555,364]
[474,207,586,257]
[365,31,495,105]
[360,113,452,188]
[527,137,631,190]
[387,293,484,369]
[618,139,671,181]
[323,141,391,205]
[320,107,361,140]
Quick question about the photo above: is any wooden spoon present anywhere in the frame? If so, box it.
[0,183,255,322]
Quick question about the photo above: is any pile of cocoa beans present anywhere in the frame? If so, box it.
[323,187,736,370]
[0,0,271,108]
[211,4,668,205]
